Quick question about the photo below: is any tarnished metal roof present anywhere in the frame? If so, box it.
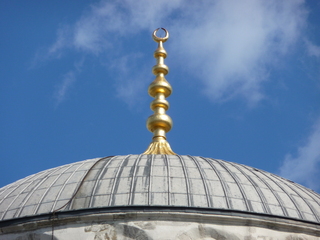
[0,155,319,223]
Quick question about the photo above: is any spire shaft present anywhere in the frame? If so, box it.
[143,28,175,155]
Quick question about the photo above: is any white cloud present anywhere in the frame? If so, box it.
[109,53,149,107]
[279,34,319,185]
[170,0,307,103]
[305,40,320,57]
[54,59,84,106]
[50,0,183,54]
[47,0,307,105]
[279,118,320,192]
[46,1,184,105]
[54,71,76,106]
[48,26,73,57]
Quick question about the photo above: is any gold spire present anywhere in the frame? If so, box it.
[143,28,176,155]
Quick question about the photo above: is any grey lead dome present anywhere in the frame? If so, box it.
[0,155,319,223]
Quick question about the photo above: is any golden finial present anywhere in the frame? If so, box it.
[143,28,176,155]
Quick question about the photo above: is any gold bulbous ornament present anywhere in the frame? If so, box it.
[146,114,172,133]
[143,28,175,155]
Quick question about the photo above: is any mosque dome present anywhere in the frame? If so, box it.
[0,154,319,224]
[1,29,319,239]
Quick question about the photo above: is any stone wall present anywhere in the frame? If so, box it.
[1,211,319,240]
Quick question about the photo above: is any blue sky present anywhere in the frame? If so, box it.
[1,0,320,192]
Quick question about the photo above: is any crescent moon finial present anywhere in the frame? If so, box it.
[152,28,169,43]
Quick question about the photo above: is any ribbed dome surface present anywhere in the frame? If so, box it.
[0,155,319,223]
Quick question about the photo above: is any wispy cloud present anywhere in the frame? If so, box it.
[110,53,149,108]
[279,38,320,192]
[46,0,307,105]
[48,25,73,57]
[48,0,183,55]
[54,71,76,105]
[279,118,320,192]
[305,40,320,57]
[54,59,84,106]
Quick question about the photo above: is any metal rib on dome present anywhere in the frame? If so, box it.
[0,155,319,224]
